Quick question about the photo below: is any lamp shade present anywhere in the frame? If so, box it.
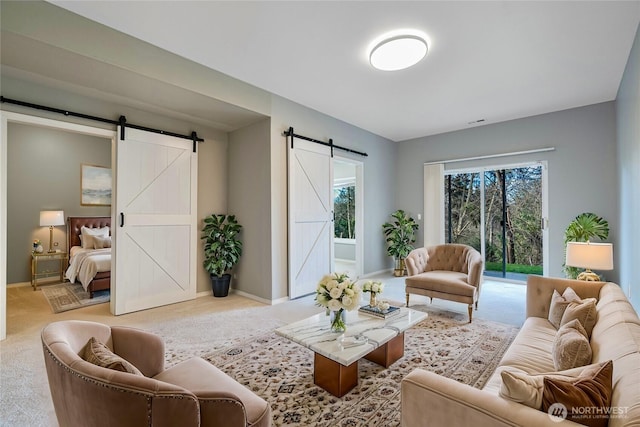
[39,210,65,227]
[565,242,613,270]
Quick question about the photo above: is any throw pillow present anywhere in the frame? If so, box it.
[500,361,611,410]
[542,360,613,427]
[552,319,592,370]
[560,298,598,338]
[82,337,143,376]
[80,226,110,249]
[548,288,580,328]
[548,290,570,329]
[93,236,112,249]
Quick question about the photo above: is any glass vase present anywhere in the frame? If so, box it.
[369,292,377,308]
[330,308,346,333]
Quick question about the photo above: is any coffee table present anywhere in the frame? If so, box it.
[275,308,428,397]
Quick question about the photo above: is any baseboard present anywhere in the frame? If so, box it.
[359,269,394,279]
[7,282,32,288]
[232,289,289,305]
[196,288,289,305]
[196,289,212,298]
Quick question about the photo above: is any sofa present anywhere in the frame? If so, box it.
[401,275,640,426]
[405,244,484,322]
[42,320,271,427]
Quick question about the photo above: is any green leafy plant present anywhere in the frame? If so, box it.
[382,210,419,274]
[201,214,243,278]
[563,212,609,279]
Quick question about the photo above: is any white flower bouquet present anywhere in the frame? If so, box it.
[316,272,361,312]
[316,272,361,332]
[362,281,384,294]
[362,280,384,307]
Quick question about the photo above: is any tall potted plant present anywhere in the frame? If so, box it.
[563,212,609,279]
[382,209,419,276]
[201,214,243,297]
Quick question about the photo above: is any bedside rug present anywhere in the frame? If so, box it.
[41,282,109,313]
[166,307,519,427]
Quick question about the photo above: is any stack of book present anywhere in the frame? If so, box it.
[358,304,401,319]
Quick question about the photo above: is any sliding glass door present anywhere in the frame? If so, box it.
[444,172,482,249]
[445,163,545,280]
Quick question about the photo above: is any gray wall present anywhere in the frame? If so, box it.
[228,118,272,300]
[7,123,111,283]
[396,102,619,282]
[616,22,640,310]
[2,76,229,293]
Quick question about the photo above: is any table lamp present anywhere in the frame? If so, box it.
[40,210,65,253]
[565,241,613,281]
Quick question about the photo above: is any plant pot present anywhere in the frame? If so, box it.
[210,274,231,297]
[393,258,406,276]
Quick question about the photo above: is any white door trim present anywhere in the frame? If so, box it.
[0,111,115,341]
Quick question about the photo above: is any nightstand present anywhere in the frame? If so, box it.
[31,252,68,291]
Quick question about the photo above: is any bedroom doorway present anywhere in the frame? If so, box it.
[0,111,116,340]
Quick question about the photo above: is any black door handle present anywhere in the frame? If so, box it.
[120,212,124,227]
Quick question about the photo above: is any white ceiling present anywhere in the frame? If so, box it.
[51,1,640,142]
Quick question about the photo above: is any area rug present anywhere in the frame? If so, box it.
[40,282,109,313]
[165,306,519,427]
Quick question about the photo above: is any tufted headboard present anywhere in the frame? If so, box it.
[67,216,111,251]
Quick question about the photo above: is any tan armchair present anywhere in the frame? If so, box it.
[42,320,271,427]
[404,244,484,322]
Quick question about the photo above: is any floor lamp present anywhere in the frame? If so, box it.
[565,241,613,281]
[40,210,65,253]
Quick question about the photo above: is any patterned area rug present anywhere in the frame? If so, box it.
[40,282,109,313]
[165,306,519,427]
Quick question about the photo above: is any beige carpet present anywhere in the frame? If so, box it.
[165,306,519,427]
[0,280,522,426]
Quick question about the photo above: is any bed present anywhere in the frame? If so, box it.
[65,216,112,298]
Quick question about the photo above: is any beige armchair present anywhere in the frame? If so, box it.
[42,320,271,427]
[404,244,484,322]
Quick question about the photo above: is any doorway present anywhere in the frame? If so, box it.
[333,158,363,279]
[0,112,116,340]
[444,162,548,280]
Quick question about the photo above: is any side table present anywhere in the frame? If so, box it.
[31,252,68,291]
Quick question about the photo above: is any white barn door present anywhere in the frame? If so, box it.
[113,127,197,315]
[288,138,333,299]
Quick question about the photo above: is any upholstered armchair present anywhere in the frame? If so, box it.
[42,320,271,427]
[404,244,484,322]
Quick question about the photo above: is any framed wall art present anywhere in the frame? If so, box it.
[81,164,112,206]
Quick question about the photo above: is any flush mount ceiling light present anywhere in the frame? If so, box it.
[368,29,429,71]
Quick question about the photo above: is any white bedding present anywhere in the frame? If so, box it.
[65,247,111,290]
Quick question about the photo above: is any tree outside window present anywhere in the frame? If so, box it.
[334,186,355,239]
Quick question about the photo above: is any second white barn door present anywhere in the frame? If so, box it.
[113,127,197,315]
[288,138,334,299]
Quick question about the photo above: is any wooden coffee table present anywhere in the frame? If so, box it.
[275,308,428,397]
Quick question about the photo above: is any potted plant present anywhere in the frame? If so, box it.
[201,214,243,297]
[382,210,419,276]
[563,212,609,279]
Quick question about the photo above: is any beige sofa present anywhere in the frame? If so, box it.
[401,276,640,426]
[405,244,484,322]
[42,320,271,427]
